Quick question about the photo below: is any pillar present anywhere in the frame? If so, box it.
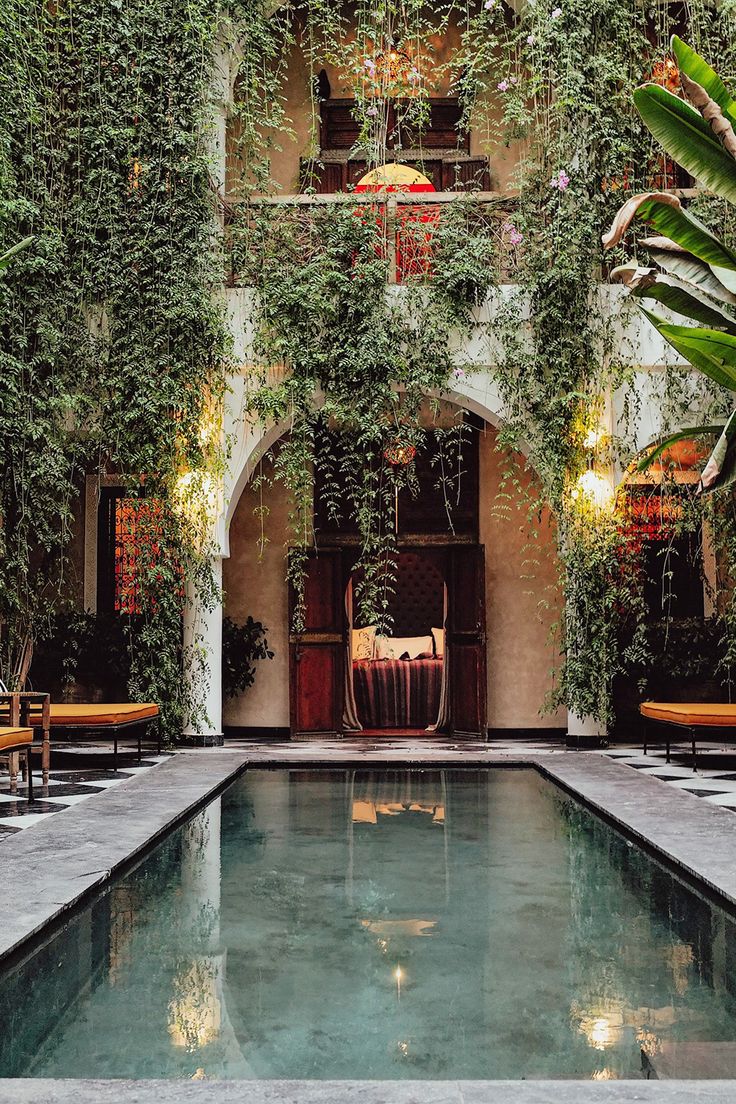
[183,556,224,744]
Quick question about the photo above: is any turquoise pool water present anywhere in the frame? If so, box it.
[2,767,736,1081]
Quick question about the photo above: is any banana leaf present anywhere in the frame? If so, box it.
[644,244,736,304]
[700,409,736,492]
[0,235,34,272]
[640,307,736,390]
[671,36,736,126]
[618,268,736,331]
[611,195,736,269]
[636,423,724,472]
[634,84,736,205]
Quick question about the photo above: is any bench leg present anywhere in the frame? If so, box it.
[691,727,697,773]
[642,717,648,757]
[41,726,50,788]
[114,733,118,773]
[9,751,18,795]
[666,735,670,764]
[137,727,142,763]
[26,748,33,803]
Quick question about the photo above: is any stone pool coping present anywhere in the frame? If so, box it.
[2,1078,736,1103]
[3,745,736,1101]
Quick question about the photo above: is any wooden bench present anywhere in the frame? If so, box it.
[0,727,35,800]
[640,702,736,772]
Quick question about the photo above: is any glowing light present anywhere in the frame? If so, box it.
[588,1017,613,1050]
[582,426,605,450]
[591,1068,614,1081]
[395,964,402,1000]
[571,470,614,511]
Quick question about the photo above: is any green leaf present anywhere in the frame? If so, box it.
[636,199,736,270]
[645,244,736,303]
[641,307,736,390]
[0,235,34,272]
[636,424,724,472]
[701,410,736,492]
[634,84,736,204]
[671,36,736,125]
[624,271,736,331]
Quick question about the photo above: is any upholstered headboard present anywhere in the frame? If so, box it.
[388,551,445,636]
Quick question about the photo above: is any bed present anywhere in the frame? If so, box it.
[352,657,443,729]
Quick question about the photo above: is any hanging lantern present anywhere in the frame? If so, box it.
[373,40,414,90]
[650,56,680,94]
[384,440,417,466]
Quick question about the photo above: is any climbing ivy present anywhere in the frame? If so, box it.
[0,0,229,738]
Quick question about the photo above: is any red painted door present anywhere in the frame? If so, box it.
[289,549,345,739]
[448,545,487,737]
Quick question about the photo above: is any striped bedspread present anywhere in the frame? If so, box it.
[353,658,442,729]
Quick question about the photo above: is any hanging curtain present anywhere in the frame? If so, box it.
[343,578,362,731]
[428,582,450,731]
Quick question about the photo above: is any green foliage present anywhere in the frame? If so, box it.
[236,196,497,629]
[0,0,229,738]
[222,616,273,699]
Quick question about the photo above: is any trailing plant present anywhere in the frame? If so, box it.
[0,0,231,739]
[234,195,498,629]
[222,616,273,699]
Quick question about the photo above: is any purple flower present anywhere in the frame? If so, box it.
[526,33,536,45]
[453,367,467,381]
[550,6,562,17]
[364,58,376,73]
[484,0,496,9]
[366,105,379,116]
[510,76,518,84]
[503,220,523,245]
[550,168,570,190]
[497,79,509,91]
[408,67,420,83]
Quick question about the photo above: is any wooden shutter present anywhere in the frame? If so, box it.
[289,549,345,739]
[448,544,487,737]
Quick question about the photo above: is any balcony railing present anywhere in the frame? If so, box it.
[224,191,520,288]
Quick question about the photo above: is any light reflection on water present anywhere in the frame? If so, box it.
[1,768,736,1080]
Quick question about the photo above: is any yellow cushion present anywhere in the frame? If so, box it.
[0,727,33,751]
[27,703,159,727]
[641,702,736,727]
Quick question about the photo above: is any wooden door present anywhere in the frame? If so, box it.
[448,545,487,737]
[289,549,345,739]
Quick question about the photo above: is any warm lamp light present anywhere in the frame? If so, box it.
[572,470,614,511]
[582,426,605,450]
[384,441,416,466]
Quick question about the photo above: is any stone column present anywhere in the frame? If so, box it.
[183,555,224,745]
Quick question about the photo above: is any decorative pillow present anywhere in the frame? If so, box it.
[351,625,377,661]
[431,627,445,657]
[379,635,433,661]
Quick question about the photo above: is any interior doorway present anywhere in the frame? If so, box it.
[288,545,487,740]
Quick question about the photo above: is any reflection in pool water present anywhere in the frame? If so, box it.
[2,768,736,1080]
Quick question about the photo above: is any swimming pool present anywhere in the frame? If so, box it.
[1,767,736,1081]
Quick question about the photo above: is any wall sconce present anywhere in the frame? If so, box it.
[571,469,614,512]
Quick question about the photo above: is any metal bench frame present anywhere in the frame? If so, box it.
[641,714,736,773]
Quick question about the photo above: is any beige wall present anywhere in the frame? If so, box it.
[479,429,565,729]
[224,424,564,731]
[223,473,292,729]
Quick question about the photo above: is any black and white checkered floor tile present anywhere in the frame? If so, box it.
[606,745,736,809]
[0,753,172,838]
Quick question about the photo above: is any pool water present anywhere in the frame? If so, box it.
[3,767,736,1081]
